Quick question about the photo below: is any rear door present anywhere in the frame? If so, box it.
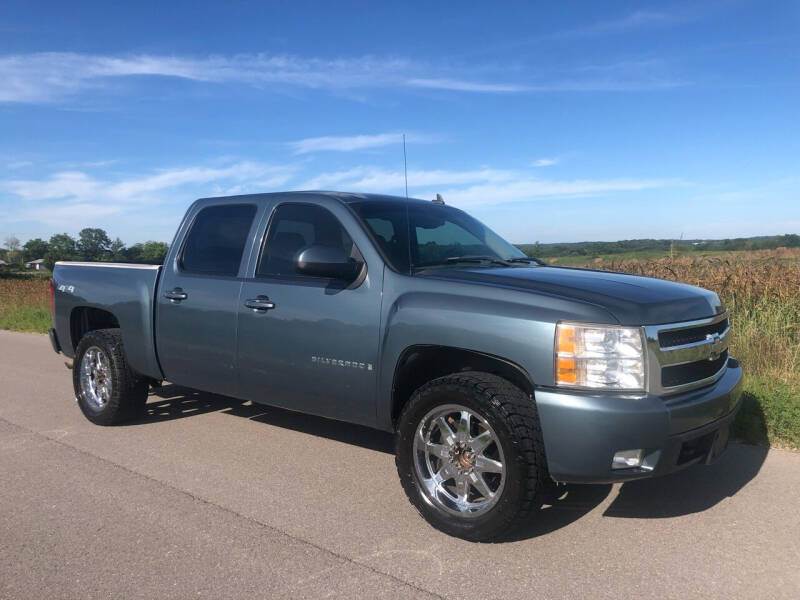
[156,201,260,397]
[236,199,384,426]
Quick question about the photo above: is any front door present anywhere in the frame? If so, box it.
[236,201,383,425]
[156,202,259,397]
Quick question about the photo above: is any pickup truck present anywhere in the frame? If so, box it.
[49,191,743,541]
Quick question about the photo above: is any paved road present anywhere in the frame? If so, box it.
[1,330,799,599]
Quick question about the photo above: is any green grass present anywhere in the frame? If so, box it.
[0,304,51,333]
[734,377,800,448]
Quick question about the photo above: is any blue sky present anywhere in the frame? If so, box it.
[1,0,798,245]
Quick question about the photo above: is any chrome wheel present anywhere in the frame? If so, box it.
[79,346,112,410]
[413,404,506,518]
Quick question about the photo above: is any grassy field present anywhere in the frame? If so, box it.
[0,272,51,333]
[2,251,798,449]
[557,248,800,449]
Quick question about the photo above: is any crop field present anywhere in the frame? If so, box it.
[0,273,51,333]
[556,248,800,448]
[1,250,798,448]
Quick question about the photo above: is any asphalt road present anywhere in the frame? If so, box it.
[1,330,799,599]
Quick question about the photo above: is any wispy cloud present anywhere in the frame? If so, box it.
[298,165,679,207]
[431,177,681,208]
[546,10,677,41]
[3,161,295,227]
[298,166,515,191]
[5,161,292,202]
[532,157,559,168]
[5,160,34,170]
[411,61,683,93]
[2,158,682,237]
[0,51,686,104]
[406,79,529,93]
[0,52,413,103]
[289,132,438,155]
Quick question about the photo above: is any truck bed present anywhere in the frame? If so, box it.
[52,262,163,380]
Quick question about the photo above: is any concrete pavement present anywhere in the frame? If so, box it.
[1,330,798,599]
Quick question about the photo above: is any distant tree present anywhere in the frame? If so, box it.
[780,233,800,248]
[4,235,19,258]
[44,233,78,270]
[109,237,126,262]
[140,241,169,264]
[4,236,22,265]
[4,235,20,252]
[22,238,50,262]
[123,243,144,263]
[77,228,112,261]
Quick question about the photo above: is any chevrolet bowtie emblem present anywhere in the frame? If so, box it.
[706,332,724,361]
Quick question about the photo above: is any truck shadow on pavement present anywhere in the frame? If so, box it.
[602,442,768,519]
[134,384,769,541]
[128,385,249,424]
[133,384,395,453]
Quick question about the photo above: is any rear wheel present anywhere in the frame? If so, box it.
[395,372,548,541]
[73,329,148,425]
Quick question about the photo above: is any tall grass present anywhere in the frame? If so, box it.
[586,252,800,448]
[0,274,51,332]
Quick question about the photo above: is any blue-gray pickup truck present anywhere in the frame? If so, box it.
[49,191,742,540]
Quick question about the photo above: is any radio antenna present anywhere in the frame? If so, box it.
[402,133,409,199]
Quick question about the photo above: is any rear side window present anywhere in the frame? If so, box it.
[257,203,354,277]
[181,204,257,275]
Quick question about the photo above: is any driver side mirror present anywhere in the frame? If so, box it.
[295,245,364,281]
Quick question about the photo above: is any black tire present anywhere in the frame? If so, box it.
[395,372,548,541]
[73,328,149,426]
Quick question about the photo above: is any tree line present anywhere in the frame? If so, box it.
[519,233,800,259]
[1,229,169,271]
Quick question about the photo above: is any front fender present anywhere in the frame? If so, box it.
[375,272,617,430]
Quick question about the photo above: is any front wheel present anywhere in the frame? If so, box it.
[73,329,148,425]
[395,372,548,541]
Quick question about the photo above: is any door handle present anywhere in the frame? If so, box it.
[164,288,188,301]
[244,295,276,311]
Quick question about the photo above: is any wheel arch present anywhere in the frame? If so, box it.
[69,306,120,353]
[390,345,535,429]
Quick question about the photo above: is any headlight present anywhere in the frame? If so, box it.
[555,323,646,391]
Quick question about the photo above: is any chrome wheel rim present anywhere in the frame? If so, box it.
[413,404,506,518]
[79,346,112,410]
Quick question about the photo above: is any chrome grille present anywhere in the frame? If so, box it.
[644,312,730,396]
[658,318,728,348]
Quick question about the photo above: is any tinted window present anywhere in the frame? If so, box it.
[350,200,524,272]
[181,204,257,275]
[257,203,354,277]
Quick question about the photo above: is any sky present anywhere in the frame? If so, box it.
[1,0,798,246]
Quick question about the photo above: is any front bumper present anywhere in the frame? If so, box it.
[535,358,743,483]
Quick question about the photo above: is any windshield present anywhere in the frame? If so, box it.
[349,200,526,273]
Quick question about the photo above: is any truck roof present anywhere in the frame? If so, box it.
[197,190,436,207]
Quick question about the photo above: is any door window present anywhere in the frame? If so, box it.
[180,204,257,275]
[257,203,354,277]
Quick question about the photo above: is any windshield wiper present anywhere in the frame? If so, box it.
[506,256,546,266]
[414,255,512,268]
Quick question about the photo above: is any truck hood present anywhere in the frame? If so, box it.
[423,265,723,326]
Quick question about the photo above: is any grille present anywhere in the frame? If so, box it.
[661,350,728,388]
[658,318,728,348]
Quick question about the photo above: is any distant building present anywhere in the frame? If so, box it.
[24,258,45,270]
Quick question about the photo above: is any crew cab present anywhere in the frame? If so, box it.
[49,191,742,540]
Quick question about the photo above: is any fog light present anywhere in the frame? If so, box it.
[612,449,644,470]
